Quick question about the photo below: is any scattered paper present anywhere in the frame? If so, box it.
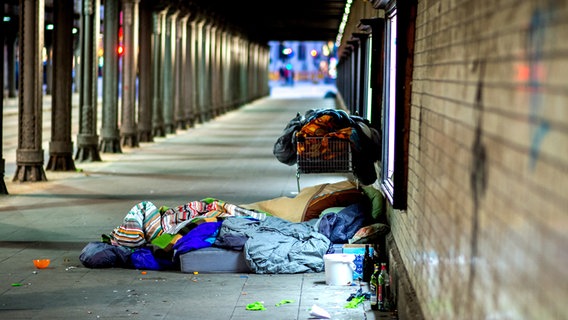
[309,304,331,319]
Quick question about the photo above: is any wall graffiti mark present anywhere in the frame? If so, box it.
[526,7,553,170]
[468,58,487,307]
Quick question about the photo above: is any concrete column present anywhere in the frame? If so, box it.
[219,30,228,114]
[181,13,194,127]
[228,35,236,109]
[120,0,140,147]
[193,18,204,123]
[13,0,48,182]
[222,31,232,112]
[248,43,257,100]
[203,22,212,121]
[246,43,253,100]
[0,3,7,194]
[234,36,241,109]
[256,44,262,97]
[99,0,122,153]
[209,25,218,117]
[264,46,270,95]
[46,0,77,171]
[162,9,177,134]
[151,9,166,137]
[75,0,102,162]
[214,26,224,116]
[245,40,251,103]
[262,45,269,97]
[137,0,153,142]
[196,20,209,122]
[256,44,263,98]
[188,18,200,124]
[238,38,247,106]
[174,12,188,130]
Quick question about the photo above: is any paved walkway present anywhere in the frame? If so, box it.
[0,83,388,319]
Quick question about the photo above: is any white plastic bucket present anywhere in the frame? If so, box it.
[323,254,356,285]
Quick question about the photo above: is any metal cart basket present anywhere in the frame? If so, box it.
[295,135,353,192]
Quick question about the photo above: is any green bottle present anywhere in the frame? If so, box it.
[369,263,379,310]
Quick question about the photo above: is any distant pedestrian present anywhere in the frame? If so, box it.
[279,66,286,84]
[283,68,291,86]
[289,70,295,86]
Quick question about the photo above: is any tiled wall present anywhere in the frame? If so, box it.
[389,0,568,319]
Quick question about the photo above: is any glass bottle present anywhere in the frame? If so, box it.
[363,244,373,282]
[369,263,379,310]
[378,262,391,311]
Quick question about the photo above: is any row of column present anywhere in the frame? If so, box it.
[2,0,270,191]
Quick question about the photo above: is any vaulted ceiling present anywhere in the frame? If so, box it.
[189,0,348,42]
[2,0,348,43]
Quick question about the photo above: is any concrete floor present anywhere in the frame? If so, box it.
[0,83,392,319]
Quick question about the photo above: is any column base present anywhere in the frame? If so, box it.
[121,134,139,148]
[99,138,123,153]
[75,146,102,162]
[46,153,77,171]
[13,164,48,182]
[138,130,154,143]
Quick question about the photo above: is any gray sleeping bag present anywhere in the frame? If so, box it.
[218,216,330,274]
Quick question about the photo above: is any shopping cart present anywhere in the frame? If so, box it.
[295,135,353,192]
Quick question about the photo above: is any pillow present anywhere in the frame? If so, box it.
[348,223,390,244]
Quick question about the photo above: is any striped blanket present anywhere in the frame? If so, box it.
[110,198,266,248]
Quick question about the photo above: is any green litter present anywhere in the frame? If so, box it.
[246,301,266,311]
[11,283,22,287]
[344,295,365,308]
[275,299,294,306]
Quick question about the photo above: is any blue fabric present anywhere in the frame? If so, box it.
[79,242,133,268]
[317,202,369,243]
[130,246,177,270]
[173,221,223,258]
[131,247,162,270]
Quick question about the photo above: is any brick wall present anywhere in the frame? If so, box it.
[342,0,568,318]
[388,0,568,319]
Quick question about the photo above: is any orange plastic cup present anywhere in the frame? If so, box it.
[33,259,50,269]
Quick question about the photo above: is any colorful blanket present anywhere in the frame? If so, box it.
[110,198,266,248]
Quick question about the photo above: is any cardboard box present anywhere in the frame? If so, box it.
[341,244,374,281]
